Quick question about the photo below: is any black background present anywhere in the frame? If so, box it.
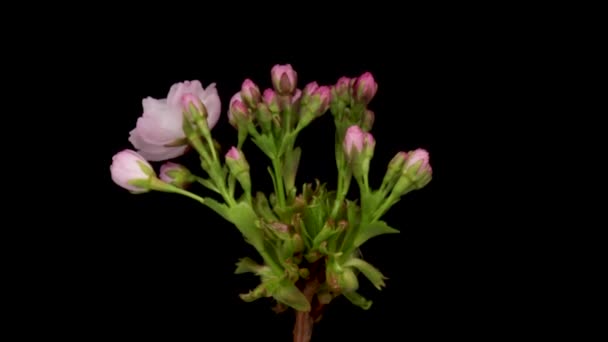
[55,31,507,340]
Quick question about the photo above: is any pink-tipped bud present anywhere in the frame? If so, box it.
[228,92,249,128]
[354,72,378,104]
[343,125,366,158]
[263,88,280,112]
[160,162,193,189]
[226,147,251,192]
[393,148,432,194]
[335,77,352,102]
[241,79,261,108]
[302,81,320,103]
[404,149,432,175]
[315,86,331,114]
[292,89,302,105]
[390,152,408,170]
[271,64,298,96]
[362,109,375,131]
[226,146,241,160]
[110,149,155,194]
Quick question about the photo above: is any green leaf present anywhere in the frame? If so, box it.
[235,257,269,275]
[226,202,265,251]
[239,283,267,302]
[354,221,399,248]
[361,191,384,218]
[252,133,276,157]
[253,192,278,221]
[272,280,311,312]
[343,258,387,290]
[196,177,220,194]
[312,221,341,249]
[343,291,373,310]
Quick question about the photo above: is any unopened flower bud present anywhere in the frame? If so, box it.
[110,149,155,193]
[263,88,280,113]
[228,92,250,128]
[392,149,433,196]
[241,79,261,108]
[353,72,378,105]
[334,76,352,103]
[225,147,251,193]
[159,162,194,189]
[343,125,375,179]
[301,81,319,104]
[271,64,298,96]
[361,109,375,131]
[343,125,375,159]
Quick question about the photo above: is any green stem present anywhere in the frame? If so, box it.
[272,157,286,209]
[204,135,218,163]
[371,193,398,222]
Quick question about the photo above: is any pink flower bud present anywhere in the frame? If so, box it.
[226,146,241,160]
[271,64,298,95]
[362,109,375,131]
[241,79,261,108]
[335,77,352,98]
[263,88,279,112]
[315,86,331,112]
[343,125,365,157]
[110,149,155,193]
[292,89,302,104]
[404,148,432,175]
[390,152,408,169]
[354,72,378,104]
[160,162,194,189]
[302,81,320,102]
[225,147,251,192]
[228,92,249,128]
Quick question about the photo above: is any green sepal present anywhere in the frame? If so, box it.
[283,146,301,194]
[338,267,359,293]
[226,202,265,251]
[354,221,399,248]
[272,280,311,312]
[343,257,387,290]
[312,221,340,249]
[196,177,220,194]
[239,283,267,302]
[343,291,373,310]
[234,257,271,276]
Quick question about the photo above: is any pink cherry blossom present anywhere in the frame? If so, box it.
[129,80,220,161]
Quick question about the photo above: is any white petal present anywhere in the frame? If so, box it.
[200,84,221,129]
[135,105,184,145]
